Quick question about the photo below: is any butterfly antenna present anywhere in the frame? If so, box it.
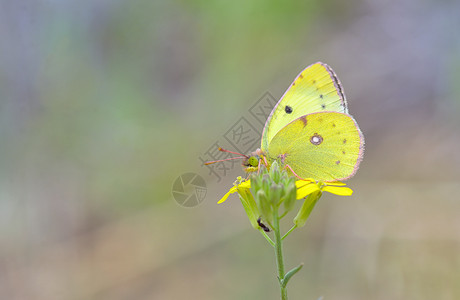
[204,156,247,165]
[217,147,249,158]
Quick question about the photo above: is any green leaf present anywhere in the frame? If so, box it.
[281,263,304,288]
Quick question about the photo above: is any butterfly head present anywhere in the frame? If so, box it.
[204,147,269,174]
[244,156,259,168]
[242,148,269,173]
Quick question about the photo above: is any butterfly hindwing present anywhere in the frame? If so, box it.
[267,112,364,182]
[261,62,348,151]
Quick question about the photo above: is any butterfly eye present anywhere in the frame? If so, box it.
[310,134,323,145]
[285,105,293,114]
[248,156,259,167]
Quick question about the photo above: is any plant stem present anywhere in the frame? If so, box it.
[260,229,275,247]
[282,225,297,240]
[273,207,288,300]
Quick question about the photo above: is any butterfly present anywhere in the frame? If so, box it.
[206,62,364,182]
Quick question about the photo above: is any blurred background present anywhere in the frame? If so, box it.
[1,0,460,299]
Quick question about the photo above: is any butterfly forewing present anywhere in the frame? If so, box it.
[261,62,348,151]
[267,112,364,182]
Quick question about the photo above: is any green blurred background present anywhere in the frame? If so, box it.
[1,1,460,299]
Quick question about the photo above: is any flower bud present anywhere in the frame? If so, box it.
[283,183,297,213]
[270,183,282,205]
[256,189,273,224]
[238,188,260,230]
[293,190,322,228]
[269,161,281,183]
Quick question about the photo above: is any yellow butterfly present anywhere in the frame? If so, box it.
[207,62,364,182]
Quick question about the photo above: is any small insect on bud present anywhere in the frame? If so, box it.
[257,217,271,232]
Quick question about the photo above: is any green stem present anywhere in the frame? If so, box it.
[282,224,297,240]
[273,207,288,300]
[259,229,275,247]
[279,209,289,219]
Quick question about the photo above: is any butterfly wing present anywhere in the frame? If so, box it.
[267,112,364,182]
[261,62,348,151]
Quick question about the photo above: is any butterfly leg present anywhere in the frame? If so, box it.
[257,156,262,175]
[284,164,304,180]
[263,155,268,168]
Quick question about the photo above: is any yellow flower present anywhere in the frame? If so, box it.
[296,179,353,198]
[218,178,353,204]
[217,177,251,204]
[216,161,357,236]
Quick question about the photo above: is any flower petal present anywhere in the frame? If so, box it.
[217,186,238,204]
[238,180,251,189]
[296,183,320,199]
[295,179,314,189]
[322,186,353,196]
[217,179,252,204]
